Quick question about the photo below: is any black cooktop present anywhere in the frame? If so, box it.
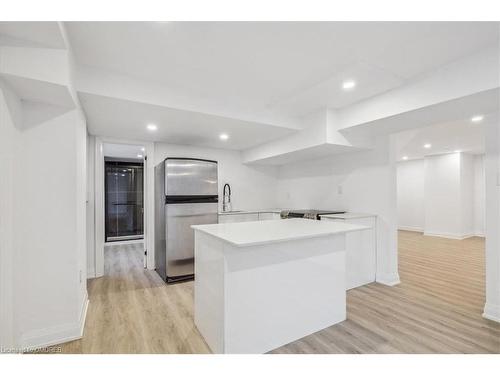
[284,209,346,220]
[288,209,345,215]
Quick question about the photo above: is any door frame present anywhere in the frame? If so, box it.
[94,137,155,277]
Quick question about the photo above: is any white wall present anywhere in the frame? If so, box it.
[397,153,485,238]
[274,135,400,286]
[154,143,279,211]
[424,153,463,238]
[0,26,89,349]
[13,109,88,348]
[75,112,88,317]
[397,159,425,231]
[0,81,20,349]
[0,80,88,349]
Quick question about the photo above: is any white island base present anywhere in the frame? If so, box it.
[192,219,367,354]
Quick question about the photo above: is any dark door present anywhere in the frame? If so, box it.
[105,161,144,242]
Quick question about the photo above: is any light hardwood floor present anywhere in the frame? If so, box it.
[59,232,500,354]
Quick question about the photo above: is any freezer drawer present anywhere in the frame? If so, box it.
[165,202,218,280]
[165,158,218,197]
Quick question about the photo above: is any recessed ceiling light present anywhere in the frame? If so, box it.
[342,80,356,90]
[147,123,158,131]
[219,133,229,141]
[141,147,145,152]
[454,150,461,153]
[137,154,143,158]
[423,143,432,149]
[471,115,484,123]
[402,156,408,160]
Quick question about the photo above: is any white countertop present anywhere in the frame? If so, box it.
[320,212,376,220]
[218,208,282,215]
[192,218,369,247]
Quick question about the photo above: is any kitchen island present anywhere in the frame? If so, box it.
[191,218,368,354]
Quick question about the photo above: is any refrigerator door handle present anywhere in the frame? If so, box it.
[165,195,218,204]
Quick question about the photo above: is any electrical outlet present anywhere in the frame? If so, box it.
[79,270,82,283]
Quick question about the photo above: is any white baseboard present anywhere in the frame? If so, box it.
[423,231,476,240]
[400,228,485,239]
[79,293,89,336]
[483,302,500,323]
[398,226,423,232]
[376,272,401,286]
[20,294,88,351]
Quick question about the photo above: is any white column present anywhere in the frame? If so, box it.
[483,120,500,322]
[375,134,400,286]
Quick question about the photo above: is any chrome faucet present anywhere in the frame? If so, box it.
[222,183,232,212]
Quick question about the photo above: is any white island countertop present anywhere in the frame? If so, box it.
[192,218,368,247]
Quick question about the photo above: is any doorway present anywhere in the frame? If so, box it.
[101,143,147,273]
[394,120,487,318]
[105,160,144,242]
[92,139,155,278]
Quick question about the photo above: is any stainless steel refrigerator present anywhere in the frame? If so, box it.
[155,158,218,283]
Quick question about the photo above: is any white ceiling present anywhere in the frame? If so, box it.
[1,22,497,156]
[394,114,494,161]
[80,93,294,150]
[66,22,498,119]
[268,61,403,117]
[339,88,500,139]
[0,22,66,49]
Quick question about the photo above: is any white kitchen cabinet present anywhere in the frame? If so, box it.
[321,215,376,290]
[258,212,281,221]
[218,211,281,224]
[218,213,259,223]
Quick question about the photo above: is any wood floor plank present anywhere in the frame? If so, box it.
[273,231,500,354]
[57,232,500,354]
